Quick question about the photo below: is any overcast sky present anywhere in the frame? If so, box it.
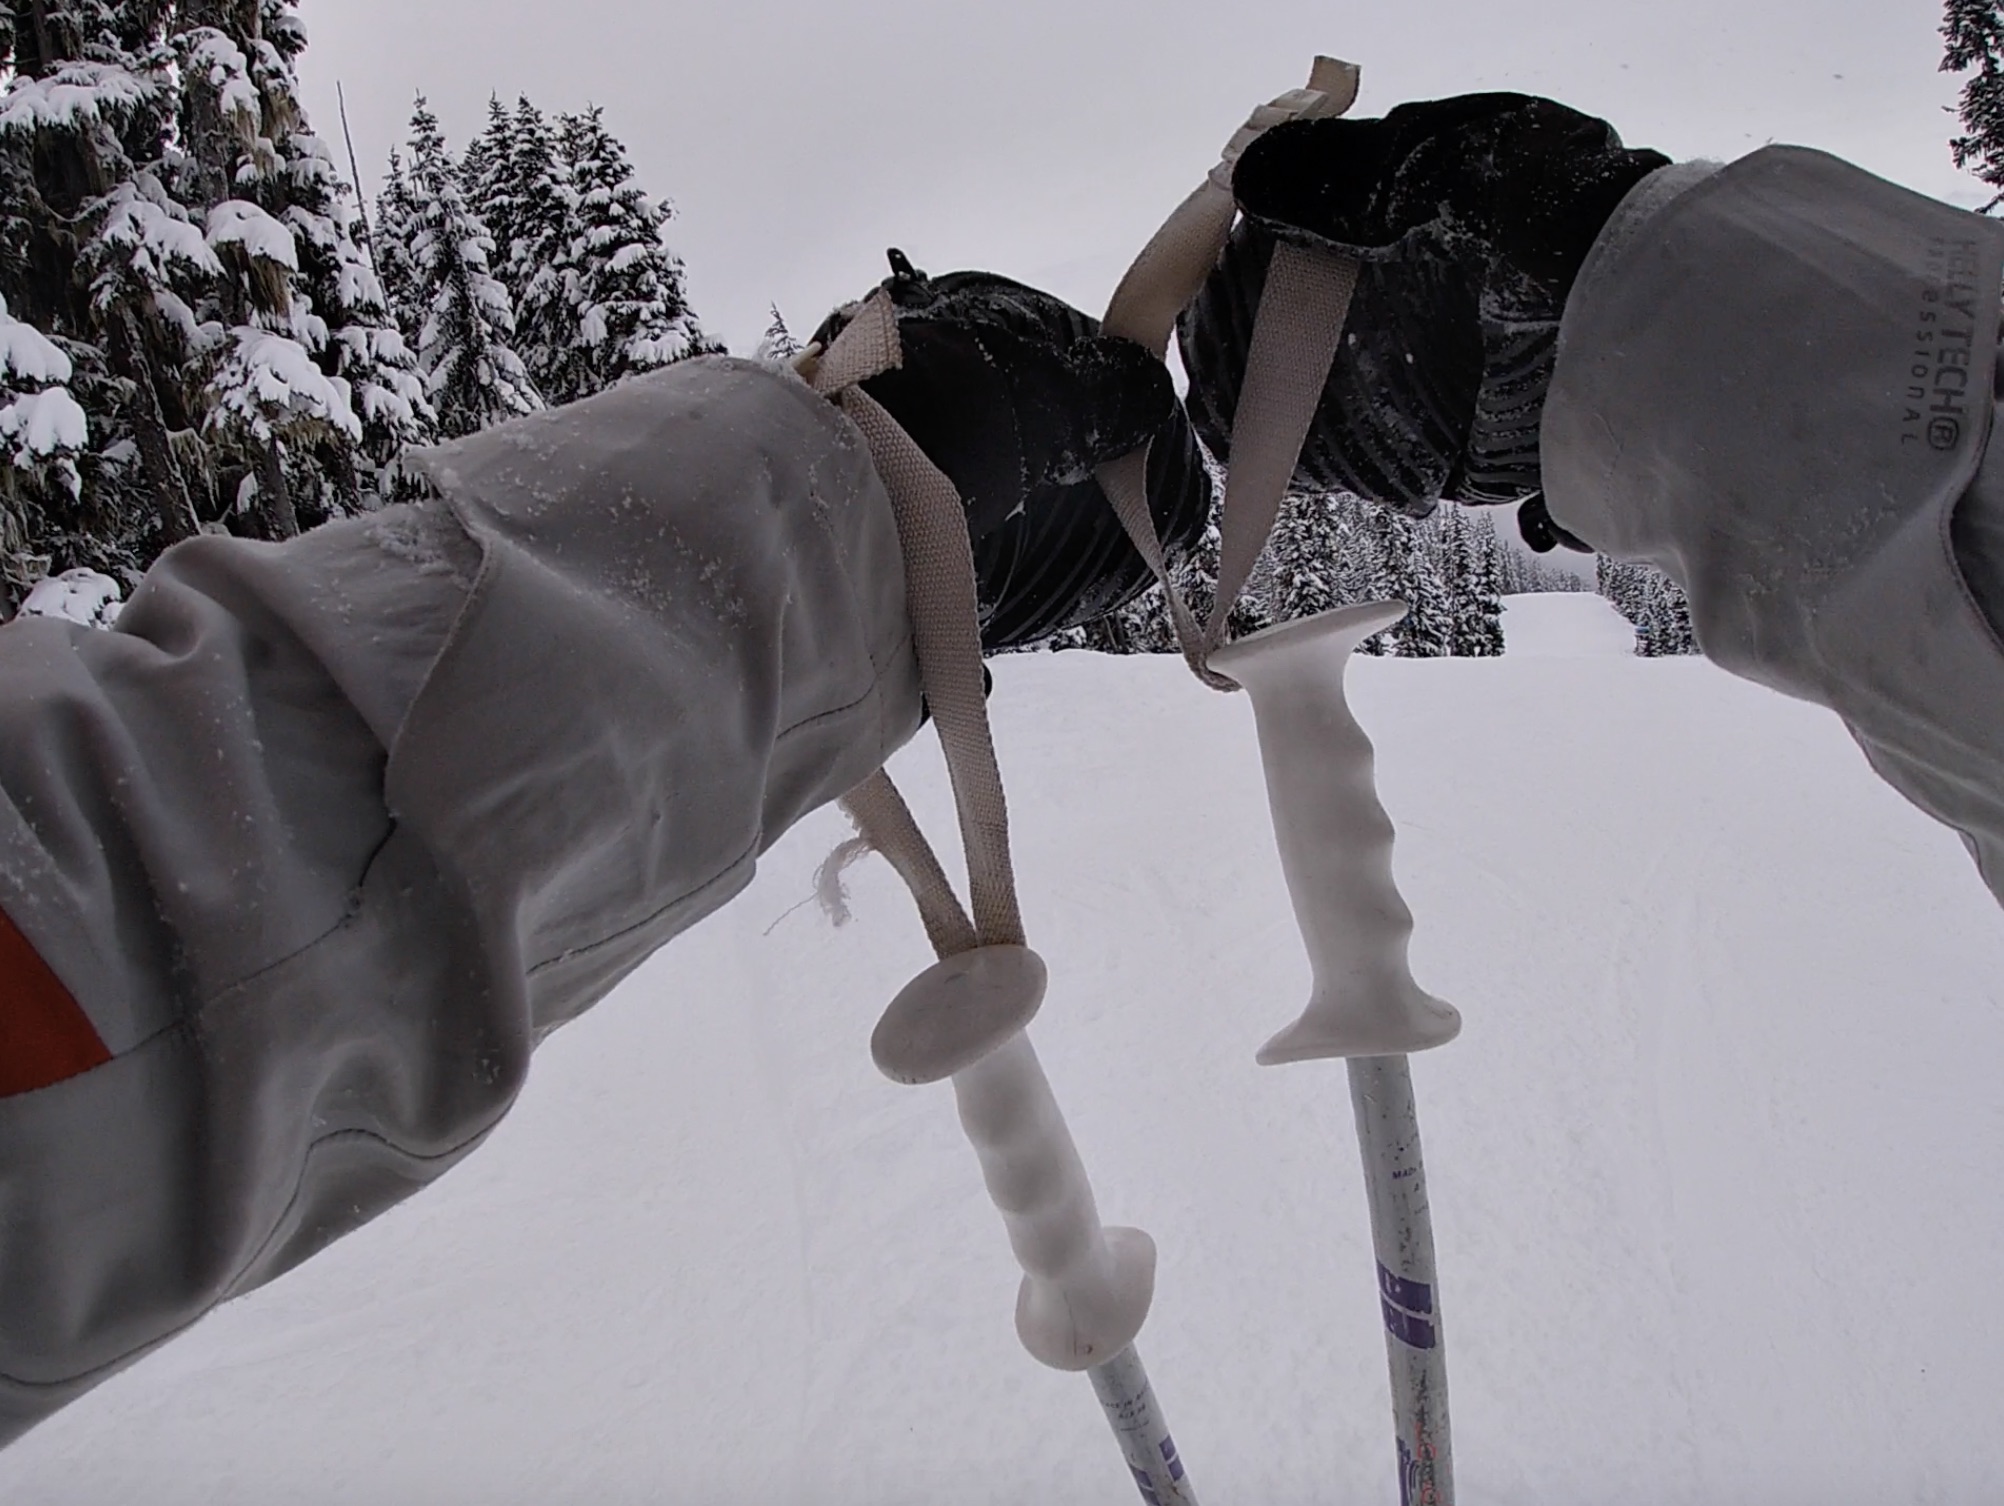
[296,1,1978,354]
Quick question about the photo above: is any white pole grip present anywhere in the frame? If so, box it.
[955,1033,1157,1372]
[1208,604,1462,1062]
[874,946,1156,1372]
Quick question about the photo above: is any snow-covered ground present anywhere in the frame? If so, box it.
[7,594,2004,1505]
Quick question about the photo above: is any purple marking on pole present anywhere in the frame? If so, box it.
[1161,1435,1185,1482]
[1131,1465,1162,1506]
[1377,1261,1434,1316]
[1381,1297,1439,1350]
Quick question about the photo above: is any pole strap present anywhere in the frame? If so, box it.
[804,57,1363,947]
[1095,59,1363,691]
[806,293,1024,958]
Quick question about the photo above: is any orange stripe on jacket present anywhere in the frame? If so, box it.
[0,907,110,1097]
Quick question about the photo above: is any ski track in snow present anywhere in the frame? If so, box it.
[6,595,2004,1504]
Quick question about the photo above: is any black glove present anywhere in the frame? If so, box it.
[813,252,1210,647]
[1179,94,1668,550]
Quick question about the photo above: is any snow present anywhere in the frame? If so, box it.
[20,569,123,629]
[98,183,225,281]
[184,30,261,134]
[209,329,362,442]
[0,63,157,137]
[1497,590,1634,657]
[206,200,300,270]
[0,387,88,459]
[0,299,74,387]
[4,596,2001,1502]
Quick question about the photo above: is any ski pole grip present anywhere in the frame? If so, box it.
[1208,605,1462,1063]
[874,947,1157,1372]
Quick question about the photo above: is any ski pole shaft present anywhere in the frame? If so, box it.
[1090,1345,1197,1506]
[1350,1054,1452,1506]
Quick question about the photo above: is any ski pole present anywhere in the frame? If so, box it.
[873,945,1197,1506]
[1210,603,1461,1506]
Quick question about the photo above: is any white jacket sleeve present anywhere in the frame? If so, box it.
[0,357,921,1446]
[1543,147,2004,902]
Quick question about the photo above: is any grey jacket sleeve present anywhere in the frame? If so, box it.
[0,357,921,1445]
[1542,147,2004,902]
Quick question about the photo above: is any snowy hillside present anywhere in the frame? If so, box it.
[6,595,2003,1505]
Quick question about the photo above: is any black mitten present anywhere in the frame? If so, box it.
[1179,95,1667,548]
[814,253,1210,647]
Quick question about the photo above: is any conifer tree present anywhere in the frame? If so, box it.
[1945,0,2004,210]
[545,104,715,402]
[0,0,207,597]
[1269,490,1376,621]
[173,1,426,532]
[1360,501,1451,656]
[0,292,88,595]
[460,97,516,253]
[756,304,800,362]
[494,97,575,399]
[0,2,441,614]
[1637,570,1697,656]
[1597,554,1697,655]
[400,96,540,438]
[252,0,431,505]
[371,147,423,338]
[1437,502,1504,656]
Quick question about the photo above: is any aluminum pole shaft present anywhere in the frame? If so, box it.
[1089,1346,1198,1506]
[1349,1054,1452,1506]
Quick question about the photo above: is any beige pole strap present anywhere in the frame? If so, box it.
[1101,58,1358,360]
[811,294,1026,955]
[1201,243,1360,657]
[839,769,978,959]
[1094,58,1364,691]
[1095,241,1361,688]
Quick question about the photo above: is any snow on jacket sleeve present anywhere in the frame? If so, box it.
[0,356,921,1446]
[1542,147,2004,904]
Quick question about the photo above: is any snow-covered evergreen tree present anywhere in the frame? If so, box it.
[0,3,440,608]
[407,94,719,410]
[1497,532,1589,594]
[399,97,540,438]
[542,104,714,402]
[251,0,432,507]
[1637,570,1697,657]
[491,97,576,400]
[1269,490,1361,623]
[1598,554,1698,656]
[0,0,207,599]
[1358,502,1451,657]
[0,293,88,595]
[459,97,516,253]
[371,148,424,340]
[756,304,800,363]
[173,0,408,535]
[1945,0,2004,209]
[1436,502,1505,656]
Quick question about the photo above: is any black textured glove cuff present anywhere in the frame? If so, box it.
[1182,95,1666,526]
[817,256,1211,648]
